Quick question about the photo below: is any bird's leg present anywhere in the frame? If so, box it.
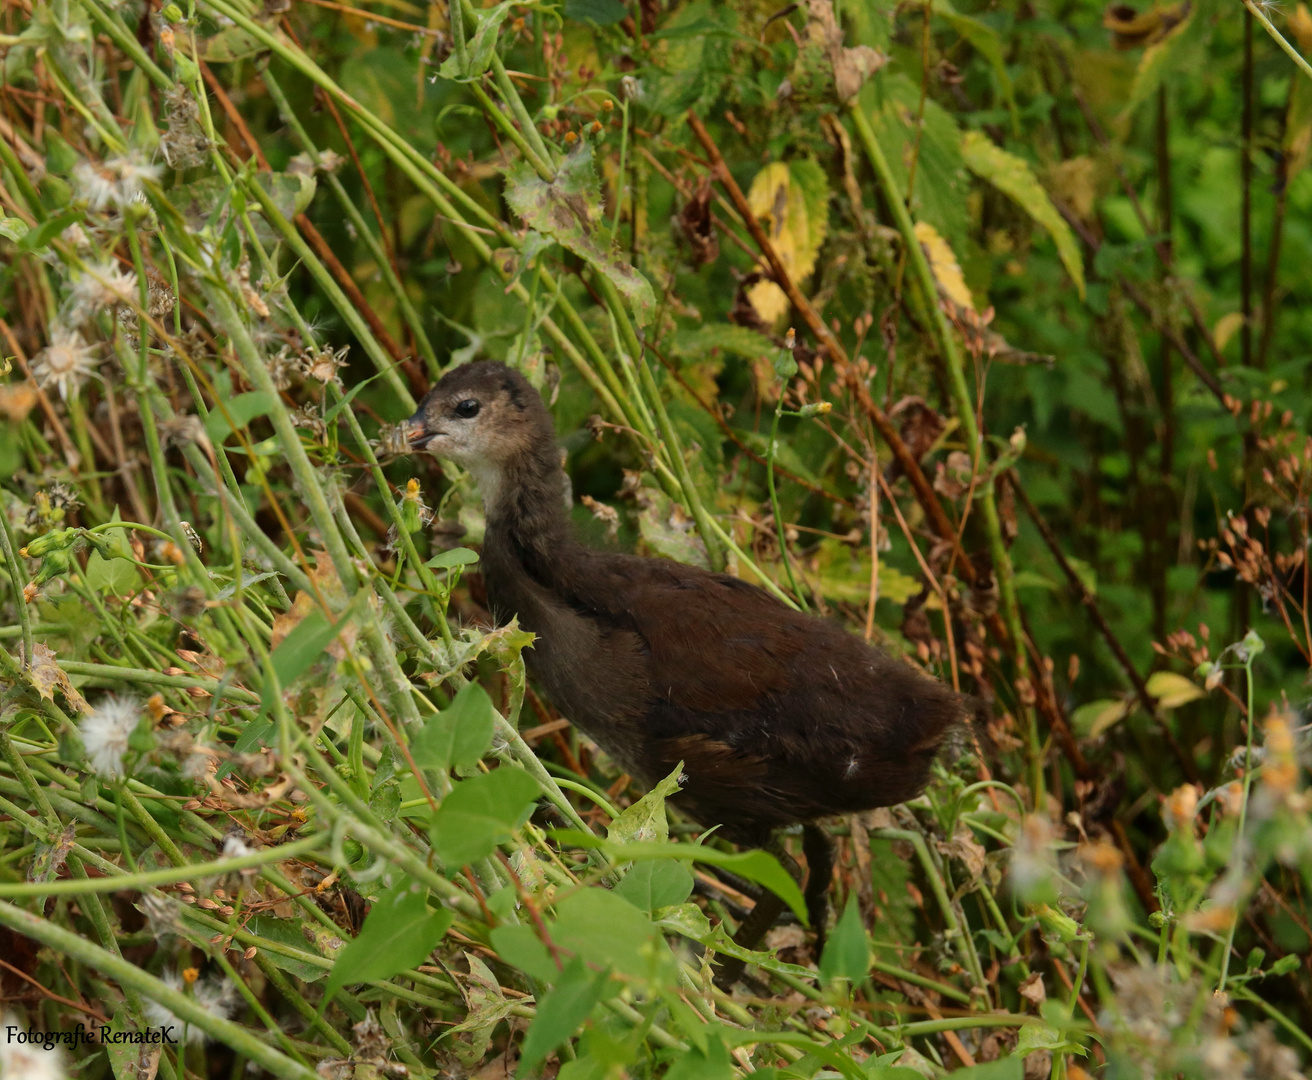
[712,835,804,988]
[801,823,834,958]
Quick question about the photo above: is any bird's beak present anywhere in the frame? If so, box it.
[407,410,435,451]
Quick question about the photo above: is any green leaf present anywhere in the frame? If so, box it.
[204,390,278,446]
[0,217,29,242]
[550,887,662,978]
[615,860,695,911]
[490,923,560,982]
[439,1,516,80]
[1071,698,1131,739]
[960,131,1086,300]
[200,23,291,62]
[931,0,1017,129]
[819,895,870,985]
[564,0,627,24]
[948,1060,1023,1080]
[322,877,454,1005]
[268,608,343,689]
[18,208,82,254]
[106,1008,161,1078]
[83,508,141,597]
[1121,10,1195,120]
[247,916,330,982]
[664,1034,734,1080]
[504,143,657,326]
[411,681,498,775]
[430,768,542,868]
[426,547,481,570]
[550,831,808,923]
[518,958,609,1075]
[650,901,711,939]
[608,763,683,845]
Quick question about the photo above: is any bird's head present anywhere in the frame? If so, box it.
[408,361,556,500]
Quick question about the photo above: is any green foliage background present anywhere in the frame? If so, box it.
[1,0,1311,1076]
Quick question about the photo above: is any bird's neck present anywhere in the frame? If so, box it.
[479,447,573,579]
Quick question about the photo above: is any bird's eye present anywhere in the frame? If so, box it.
[454,399,480,419]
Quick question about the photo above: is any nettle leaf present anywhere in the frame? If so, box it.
[609,763,683,845]
[504,143,657,326]
[430,767,542,868]
[518,958,610,1075]
[411,681,498,775]
[322,877,454,1005]
[744,159,829,324]
[960,131,1086,301]
[819,895,870,986]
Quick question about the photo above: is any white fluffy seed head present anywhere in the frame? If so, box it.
[31,326,97,400]
[0,1014,67,1080]
[142,971,236,1045]
[78,695,141,779]
[69,260,138,320]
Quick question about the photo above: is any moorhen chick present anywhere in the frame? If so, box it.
[408,361,969,975]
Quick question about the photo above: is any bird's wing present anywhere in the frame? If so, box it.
[552,551,810,712]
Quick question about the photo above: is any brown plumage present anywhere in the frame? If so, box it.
[409,361,969,962]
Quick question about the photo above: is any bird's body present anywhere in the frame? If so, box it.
[410,361,966,850]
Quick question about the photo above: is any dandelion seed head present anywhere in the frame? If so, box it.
[222,833,253,858]
[31,326,97,400]
[143,971,236,1045]
[0,1015,66,1080]
[79,695,141,778]
[72,153,161,212]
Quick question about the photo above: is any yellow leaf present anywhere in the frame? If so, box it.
[1214,312,1245,353]
[1071,698,1132,739]
[1145,671,1206,709]
[914,221,975,313]
[745,161,829,324]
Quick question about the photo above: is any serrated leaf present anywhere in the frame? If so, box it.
[504,143,656,326]
[322,877,454,1005]
[1145,671,1205,709]
[411,681,498,775]
[609,763,683,845]
[744,160,829,323]
[961,131,1085,300]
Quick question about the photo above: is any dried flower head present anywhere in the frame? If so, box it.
[291,401,328,440]
[31,326,97,399]
[374,421,411,458]
[267,345,299,390]
[25,484,82,529]
[69,259,138,320]
[79,696,142,778]
[72,153,161,212]
[301,344,351,386]
[160,86,210,169]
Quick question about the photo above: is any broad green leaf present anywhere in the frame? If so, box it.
[564,0,627,23]
[106,1008,162,1079]
[549,887,662,978]
[744,159,829,323]
[411,681,498,774]
[1145,671,1205,709]
[949,1061,1023,1080]
[637,485,710,569]
[550,831,808,923]
[504,142,657,326]
[819,895,870,985]
[322,877,454,1005]
[490,923,559,982]
[247,916,330,982]
[650,900,711,938]
[608,763,683,845]
[664,1034,734,1080]
[84,507,141,596]
[268,608,343,689]
[426,547,480,570]
[615,860,695,911]
[518,958,609,1075]
[430,768,542,868]
[205,390,278,446]
[961,131,1086,300]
